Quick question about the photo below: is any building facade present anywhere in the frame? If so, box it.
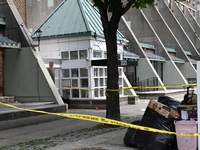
[0,0,63,104]
[31,0,138,107]
[9,0,200,104]
[119,0,199,92]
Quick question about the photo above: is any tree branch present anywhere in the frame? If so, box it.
[109,0,136,26]
[121,0,136,15]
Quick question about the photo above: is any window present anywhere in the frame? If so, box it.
[99,68,103,76]
[72,79,78,87]
[93,67,107,96]
[79,50,87,59]
[105,68,107,76]
[62,79,71,87]
[72,89,79,98]
[100,78,103,86]
[70,51,78,60]
[100,88,104,96]
[169,52,175,57]
[143,48,155,54]
[92,67,107,98]
[94,89,99,97]
[61,52,69,60]
[94,68,98,76]
[63,89,70,99]
[63,69,70,78]
[93,51,102,58]
[94,78,98,87]
[71,68,78,77]
[81,90,88,98]
[80,68,88,77]
[80,79,88,87]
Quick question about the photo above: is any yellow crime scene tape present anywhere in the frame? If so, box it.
[0,102,199,136]
[123,83,197,90]
[63,83,197,91]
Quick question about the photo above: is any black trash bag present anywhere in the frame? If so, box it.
[158,96,181,110]
[123,120,140,147]
[134,107,177,150]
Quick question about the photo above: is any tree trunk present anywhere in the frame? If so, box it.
[104,25,121,122]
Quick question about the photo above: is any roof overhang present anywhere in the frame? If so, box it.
[171,56,185,63]
[190,59,197,64]
[0,36,21,49]
[139,42,156,50]
[146,53,166,61]
[91,59,138,67]
[123,51,139,59]
[166,47,176,53]
[185,50,192,56]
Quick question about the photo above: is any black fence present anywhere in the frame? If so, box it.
[125,72,158,92]
[135,77,158,92]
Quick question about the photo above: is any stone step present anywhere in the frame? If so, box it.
[0,102,67,130]
[0,96,15,103]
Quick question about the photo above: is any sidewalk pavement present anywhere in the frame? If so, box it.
[0,100,149,150]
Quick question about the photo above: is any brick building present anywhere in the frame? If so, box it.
[13,0,26,24]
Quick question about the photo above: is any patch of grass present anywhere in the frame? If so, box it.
[0,146,11,150]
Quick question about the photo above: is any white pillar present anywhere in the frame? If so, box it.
[197,61,200,148]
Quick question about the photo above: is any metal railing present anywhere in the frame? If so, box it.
[137,77,158,92]
[125,72,158,92]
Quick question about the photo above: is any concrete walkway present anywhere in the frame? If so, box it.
[48,128,135,150]
[0,100,149,150]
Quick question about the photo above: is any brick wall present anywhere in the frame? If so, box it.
[13,0,26,25]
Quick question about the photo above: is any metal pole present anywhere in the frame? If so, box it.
[197,61,200,149]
